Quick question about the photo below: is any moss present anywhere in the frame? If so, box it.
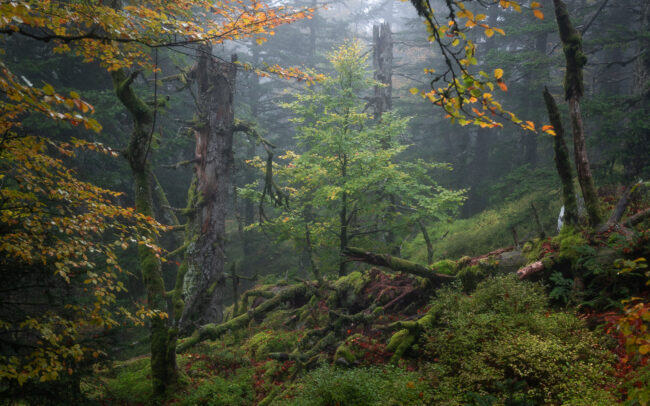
[456,260,499,292]
[334,334,363,365]
[553,226,587,265]
[179,368,254,406]
[173,261,188,320]
[103,357,153,403]
[333,271,366,293]
[259,309,297,330]
[331,271,368,308]
[386,329,415,364]
[244,330,300,358]
[432,259,456,275]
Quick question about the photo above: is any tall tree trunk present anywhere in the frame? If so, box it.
[553,0,602,226]
[179,44,237,333]
[111,69,176,396]
[372,23,400,254]
[242,43,261,262]
[625,0,650,182]
[339,154,348,278]
[543,87,579,226]
[372,22,392,121]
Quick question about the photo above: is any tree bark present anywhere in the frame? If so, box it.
[543,87,579,226]
[179,44,237,333]
[418,220,434,265]
[372,22,392,120]
[342,247,456,286]
[111,69,176,396]
[553,0,602,227]
[339,154,348,277]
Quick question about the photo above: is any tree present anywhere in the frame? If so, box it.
[246,42,465,277]
[551,0,601,227]
[1,0,311,396]
[0,65,164,395]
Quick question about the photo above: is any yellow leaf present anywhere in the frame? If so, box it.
[255,37,266,45]
[409,87,419,95]
[494,68,504,80]
[485,28,494,38]
[533,9,544,20]
[531,1,541,8]
[639,344,650,355]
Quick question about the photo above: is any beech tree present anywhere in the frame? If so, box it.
[245,42,465,277]
[0,68,164,392]
[0,0,311,395]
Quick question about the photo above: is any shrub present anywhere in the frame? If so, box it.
[421,275,615,405]
[279,365,432,405]
[181,368,254,406]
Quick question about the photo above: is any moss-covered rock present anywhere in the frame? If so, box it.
[431,259,456,275]
[554,226,588,265]
[330,271,368,308]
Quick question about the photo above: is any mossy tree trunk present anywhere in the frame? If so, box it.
[543,87,579,226]
[553,0,602,227]
[179,44,237,333]
[111,69,176,396]
[339,153,348,278]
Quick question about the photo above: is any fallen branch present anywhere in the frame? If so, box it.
[516,261,545,279]
[626,207,650,228]
[342,247,456,286]
[177,283,314,352]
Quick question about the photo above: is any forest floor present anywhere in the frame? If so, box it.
[86,216,650,405]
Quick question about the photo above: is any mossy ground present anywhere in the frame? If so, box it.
[88,220,650,405]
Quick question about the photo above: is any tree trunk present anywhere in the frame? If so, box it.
[553,0,602,227]
[418,220,434,265]
[543,87,579,226]
[624,0,650,182]
[179,44,237,333]
[372,22,392,120]
[342,247,456,286]
[339,154,348,277]
[111,69,176,396]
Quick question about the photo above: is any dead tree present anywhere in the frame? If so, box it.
[372,22,393,120]
[553,0,602,227]
[178,44,237,333]
[543,87,579,226]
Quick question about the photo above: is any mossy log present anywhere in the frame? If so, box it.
[342,247,456,286]
[177,283,314,352]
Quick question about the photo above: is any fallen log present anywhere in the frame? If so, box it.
[177,283,314,353]
[342,247,456,286]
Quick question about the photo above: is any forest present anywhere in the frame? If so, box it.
[1,0,649,404]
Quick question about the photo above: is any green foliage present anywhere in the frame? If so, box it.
[421,275,615,405]
[403,189,560,262]
[455,260,500,292]
[181,368,254,406]
[103,358,153,403]
[278,365,431,405]
[243,42,464,274]
[554,226,587,266]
